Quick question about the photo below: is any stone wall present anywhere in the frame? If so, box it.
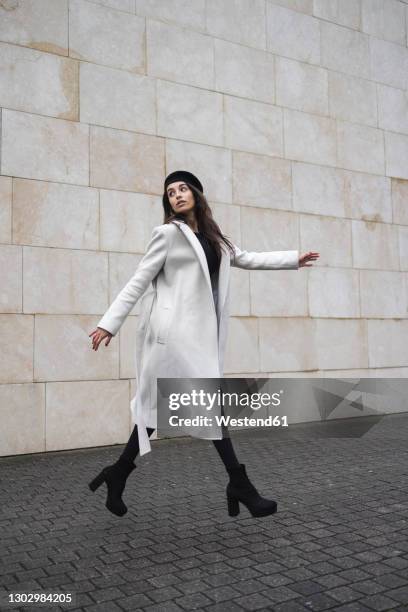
[1,0,408,455]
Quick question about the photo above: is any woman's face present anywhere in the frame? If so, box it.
[166,181,195,215]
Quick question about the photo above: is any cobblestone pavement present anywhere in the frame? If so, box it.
[1,413,408,612]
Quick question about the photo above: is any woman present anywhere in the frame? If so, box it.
[88,170,319,519]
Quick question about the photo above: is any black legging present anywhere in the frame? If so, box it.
[119,424,240,470]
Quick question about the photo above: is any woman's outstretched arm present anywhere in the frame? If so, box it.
[94,225,170,338]
[230,243,300,270]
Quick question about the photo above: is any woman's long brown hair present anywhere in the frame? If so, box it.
[162,182,236,262]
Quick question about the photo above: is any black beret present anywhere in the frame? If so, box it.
[164,170,204,194]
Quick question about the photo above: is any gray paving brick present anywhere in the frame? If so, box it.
[1,415,408,612]
[384,586,408,604]
[301,591,340,610]
[232,592,274,610]
[174,591,213,609]
[360,593,402,611]
[351,580,386,595]
[290,580,325,596]
[325,585,362,603]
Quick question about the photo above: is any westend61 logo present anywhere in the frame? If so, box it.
[167,388,287,428]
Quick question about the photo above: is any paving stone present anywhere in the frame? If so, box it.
[384,586,408,604]
[290,580,325,596]
[174,591,213,609]
[360,593,402,611]
[351,580,386,595]
[1,415,408,612]
[232,592,274,610]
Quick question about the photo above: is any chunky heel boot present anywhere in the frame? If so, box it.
[226,463,277,518]
[88,457,136,517]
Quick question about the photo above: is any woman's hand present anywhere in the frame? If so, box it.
[299,251,320,267]
[89,327,113,351]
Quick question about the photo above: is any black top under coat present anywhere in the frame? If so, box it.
[194,231,220,276]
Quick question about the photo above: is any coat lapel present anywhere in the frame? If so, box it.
[170,219,230,319]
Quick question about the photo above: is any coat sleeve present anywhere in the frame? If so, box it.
[230,242,299,270]
[96,226,169,337]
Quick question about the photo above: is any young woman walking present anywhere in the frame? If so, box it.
[88,170,319,518]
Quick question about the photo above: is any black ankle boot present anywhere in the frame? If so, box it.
[226,463,277,518]
[88,457,136,516]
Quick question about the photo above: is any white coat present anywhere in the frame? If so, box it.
[97,218,299,455]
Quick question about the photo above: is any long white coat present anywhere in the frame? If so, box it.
[97,218,299,455]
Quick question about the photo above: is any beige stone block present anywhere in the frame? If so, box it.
[100,189,156,253]
[259,317,318,371]
[147,20,213,89]
[370,37,408,90]
[392,179,408,225]
[109,252,143,316]
[315,319,368,370]
[224,317,259,373]
[150,195,166,230]
[46,379,130,451]
[251,268,307,316]
[80,63,156,134]
[321,22,370,79]
[368,320,408,367]
[385,131,408,180]
[94,0,134,11]
[344,171,392,223]
[13,179,99,249]
[214,39,275,104]
[328,71,377,128]
[90,126,165,193]
[320,368,373,377]
[309,268,360,317]
[229,268,250,317]
[240,207,299,252]
[275,56,328,115]
[266,4,320,64]
[0,176,12,243]
[224,96,283,157]
[373,367,408,377]
[361,0,406,45]
[313,0,361,29]
[34,315,119,382]
[0,0,68,55]
[284,109,337,166]
[157,80,223,147]
[378,85,408,136]
[23,247,108,315]
[2,110,89,185]
[119,315,138,379]
[266,370,322,376]
[399,226,408,271]
[299,215,352,267]
[210,202,241,244]
[232,152,292,211]
[292,162,345,217]
[352,220,399,270]
[300,214,352,268]
[360,270,407,318]
[206,0,266,49]
[0,383,45,456]
[136,0,206,30]
[166,140,232,204]
[268,0,313,15]
[69,0,145,72]
[0,314,33,383]
[337,121,385,176]
[0,245,22,313]
[0,42,78,120]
